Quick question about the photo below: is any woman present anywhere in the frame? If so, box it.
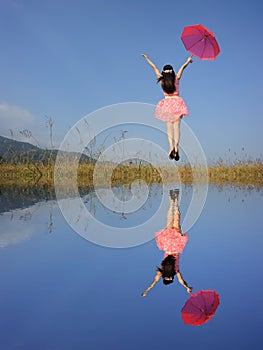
[141,54,192,161]
[141,189,192,297]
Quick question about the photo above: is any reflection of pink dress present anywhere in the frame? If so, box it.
[155,227,188,254]
[155,77,188,122]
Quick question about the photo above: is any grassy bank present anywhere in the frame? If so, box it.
[208,162,263,186]
[0,160,262,187]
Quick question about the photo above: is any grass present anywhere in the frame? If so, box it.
[208,159,263,186]
[0,159,262,187]
[2,125,262,188]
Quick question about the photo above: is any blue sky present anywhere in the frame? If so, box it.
[0,0,262,161]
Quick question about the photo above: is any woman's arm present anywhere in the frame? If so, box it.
[141,270,162,297]
[177,271,193,293]
[176,56,193,80]
[141,54,162,79]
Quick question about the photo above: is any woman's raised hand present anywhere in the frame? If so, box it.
[141,53,148,59]
[187,286,193,294]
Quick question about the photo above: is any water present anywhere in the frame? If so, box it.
[0,184,262,350]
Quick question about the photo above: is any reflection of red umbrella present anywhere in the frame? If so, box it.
[181,290,220,326]
[181,24,220,60]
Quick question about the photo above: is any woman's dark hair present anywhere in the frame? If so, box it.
[158,255,176,285]
[158,64,176,94]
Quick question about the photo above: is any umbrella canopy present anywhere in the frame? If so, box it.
[181,290,220,326]
[181,24,220,60]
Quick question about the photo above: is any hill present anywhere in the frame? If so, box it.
[0,135,93,164]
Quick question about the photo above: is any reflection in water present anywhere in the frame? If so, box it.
[0,185,61,247]
[0,200,57,248]
[1,183,263,348]
[0,185,55,213]
[141,188,220,326]
[0,184,94,214]
[0,185,95,247]
[0,182,262,350]
[181,289,220,326]
[5,186,263,334]
[141,189,192,296]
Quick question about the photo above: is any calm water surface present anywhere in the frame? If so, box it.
[0,184,262,350]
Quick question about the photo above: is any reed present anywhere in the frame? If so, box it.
[0,159,262,187]
[208,159,263,186]
[2,123,262,188]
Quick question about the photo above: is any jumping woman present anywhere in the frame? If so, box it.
[141,54,192,161]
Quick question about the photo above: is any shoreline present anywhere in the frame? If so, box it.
[0,161,262,187]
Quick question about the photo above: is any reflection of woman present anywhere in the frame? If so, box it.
[141,189,193,297]
[141,54,192,161]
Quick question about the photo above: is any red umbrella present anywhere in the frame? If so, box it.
[181,24,220,60]
[181,290,220,326]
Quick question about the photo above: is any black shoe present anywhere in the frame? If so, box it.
[173,189,180,197]
[169,189,179,201]
[169,148,175,160]
[174,149,180,161]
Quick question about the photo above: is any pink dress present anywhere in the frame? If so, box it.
[155,77,188,122]
[155,227,188,273]
[155,227,188,254]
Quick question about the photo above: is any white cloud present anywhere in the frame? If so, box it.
[0,102,35,130]
[0,102,44,146]
[0,102,60,148]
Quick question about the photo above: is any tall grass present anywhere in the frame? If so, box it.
[1,159,262,187]
[208,159,263,186]
[1,126,262,187]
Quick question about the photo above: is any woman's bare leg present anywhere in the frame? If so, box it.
[166,122,174,152]
[167,191,181,231]
[173,118,181,153]
[167,197,174,227]
[173,195,181,232]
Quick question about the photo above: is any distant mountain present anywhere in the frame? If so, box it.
[0,135,55,163]
[0,135,94,164]
[0,135,40,154]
